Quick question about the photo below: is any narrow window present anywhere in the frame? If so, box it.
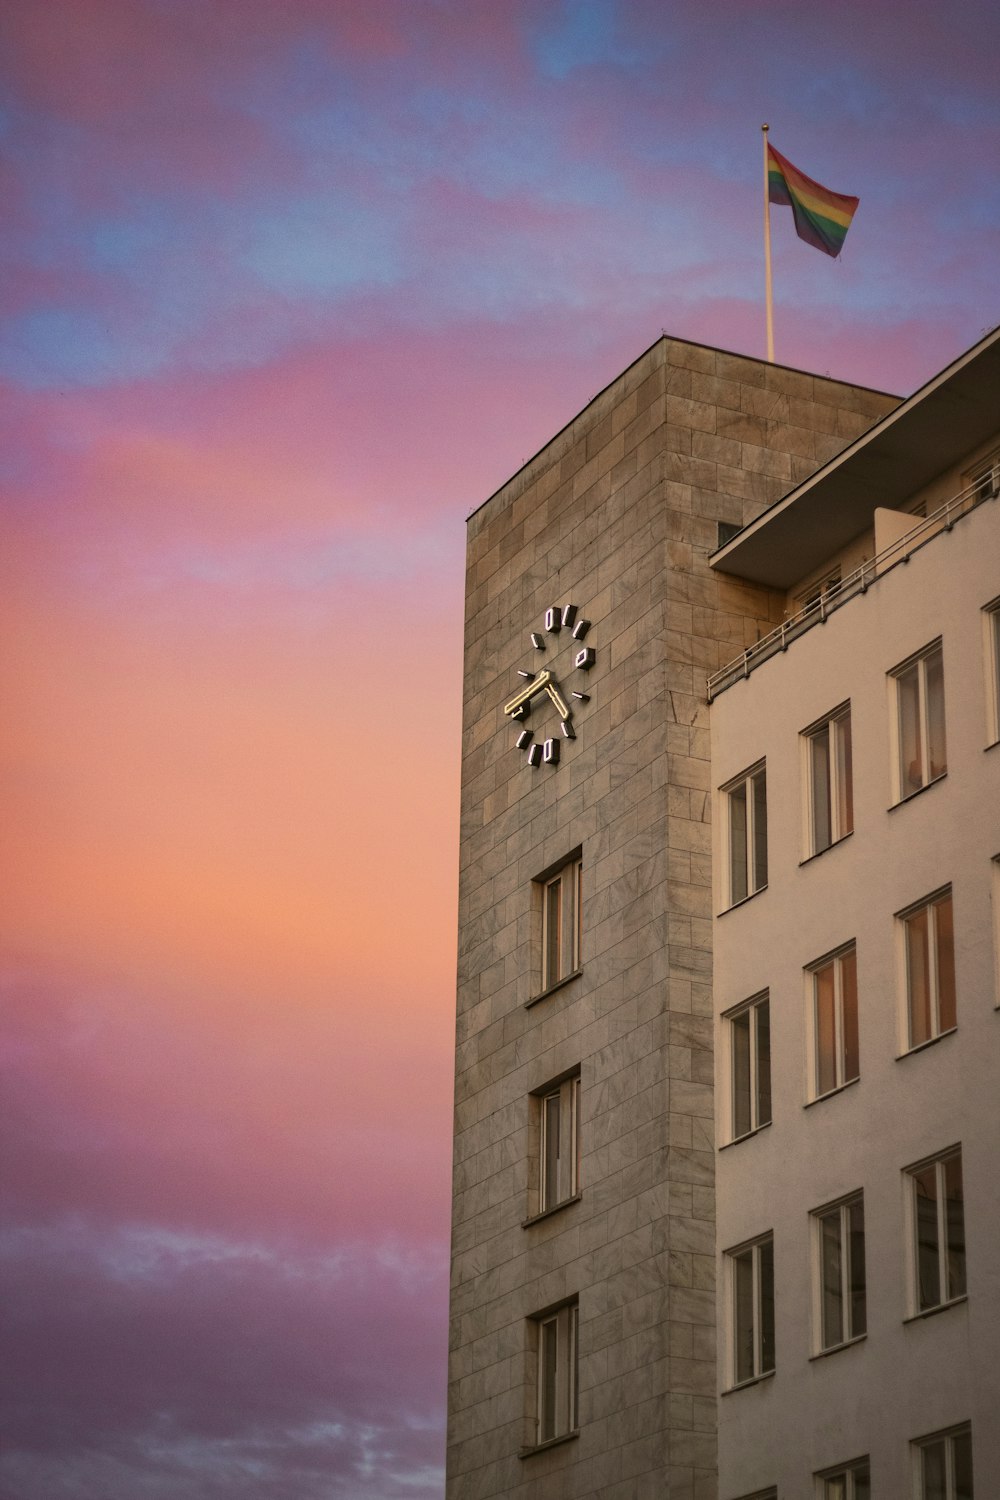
[891,640,946,800]
[813,1193,866,1351]
[534,1300,579,1445]
[984,598,1000,746]
[913,1424,973,1500]
[538,855,582,994]
[538,1073,581,1214]
[809,944,859,1097]
[729,1234,775,1384]
[724,762,767,906]
[907,1148,966,1313]
[900,888,956,1049]
[804,704,853,854]
[726,992,771,1140]
[816,1457,870,1499]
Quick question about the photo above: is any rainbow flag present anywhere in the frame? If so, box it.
[767,144,859,257]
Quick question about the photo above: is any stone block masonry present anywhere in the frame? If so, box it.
[448,335,897,1500]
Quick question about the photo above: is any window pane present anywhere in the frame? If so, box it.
[841,948,860,1083]
[730,781,748,903]
[571,1076,581,1196]
[897,662,923,794]
[953,1429,973,1500]
[543,1092,560,1209]
[823,1478,847,1500]
[540,1318,558,1442]
[545,879,562,988]
[849,1197,867,1337]
[732,1010,751,1138]
[906,906,932,1046]
[812,728,832,851]
[926,646,947,779]
[921,1438,947,1500]
[752,769,768,889]
[756,1000,771,1127]
[854,1463,871,1500]
[734,1249,754,1382]
[836,712,854,836]
[944,1154,966,1301]
[935,895,956,1032]
[759,1237,775,1373]
[569,1304,579,1432]
[913,1164,941,1310]
[821,1209,843,1348]
[815,962,838,1095]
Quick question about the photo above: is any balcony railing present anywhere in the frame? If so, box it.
[707,465,999,702]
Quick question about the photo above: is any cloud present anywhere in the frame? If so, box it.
[0,1220,446,1499]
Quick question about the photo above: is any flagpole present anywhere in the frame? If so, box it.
[762,122,774,363]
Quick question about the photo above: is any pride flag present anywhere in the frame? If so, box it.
[767,144,859,257]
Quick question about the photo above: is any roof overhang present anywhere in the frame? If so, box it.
[710,325,1000,588]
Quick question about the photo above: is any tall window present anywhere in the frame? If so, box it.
[534,1300,579,1445]
[900,888,956,1049]
[805,704,853,854]
[727,992,771,1140]
[539,855,582,993]
[907,1148,966,1313]
[913,1425,973,1500]
[816,1458,870,1499]
[812,1193,866,1351]
[985,598,1000,746]
[809,944,859,1097]
[729,1234,774,1385]
[537,1073,580,1214]
[891,640,946,800]
[725,762,767,905]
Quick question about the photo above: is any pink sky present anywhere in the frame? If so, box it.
[1,2,998,1495]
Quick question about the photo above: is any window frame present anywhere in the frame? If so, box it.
[890,638,947,803]
[534,1071,581,1217]
[905,1146,966,1316]
[531,1299,579,1449]
[803,702,853,857]
[898,887,956,1052]
[533,853,583,1001]
[727,1232,775,1387]
[815,1456,870,1499]
[807,942,860,1100]
[912,1423,973,1500]
[811,1191,867,1353]
[724,990,771,1142]
[722,761,768,908]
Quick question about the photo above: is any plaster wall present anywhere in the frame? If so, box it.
[710,493,1000,1498]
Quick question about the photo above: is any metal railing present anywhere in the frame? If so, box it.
[707,465,999,702]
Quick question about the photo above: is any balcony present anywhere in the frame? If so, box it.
[707,466,999,702]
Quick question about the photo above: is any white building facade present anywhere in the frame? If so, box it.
[709,328,1000,1500]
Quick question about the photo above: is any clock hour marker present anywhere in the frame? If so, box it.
[527,743,542,767]
[571,618,591,641]
[561,604,577,629]
[517,669,532,678]
[516,729,533,750]
[574,647,596,671]
[560,720,575,739]
[571,691,589,702]
[544,607,561,632]
[542,738,559,764]
[530,633,545,650]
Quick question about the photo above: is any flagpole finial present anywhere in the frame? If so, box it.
[761,122,769,133]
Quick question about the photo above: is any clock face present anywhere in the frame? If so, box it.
[503,603,596,767]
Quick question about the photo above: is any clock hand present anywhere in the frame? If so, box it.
[504,669,551,717]
[544,680,571,720]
